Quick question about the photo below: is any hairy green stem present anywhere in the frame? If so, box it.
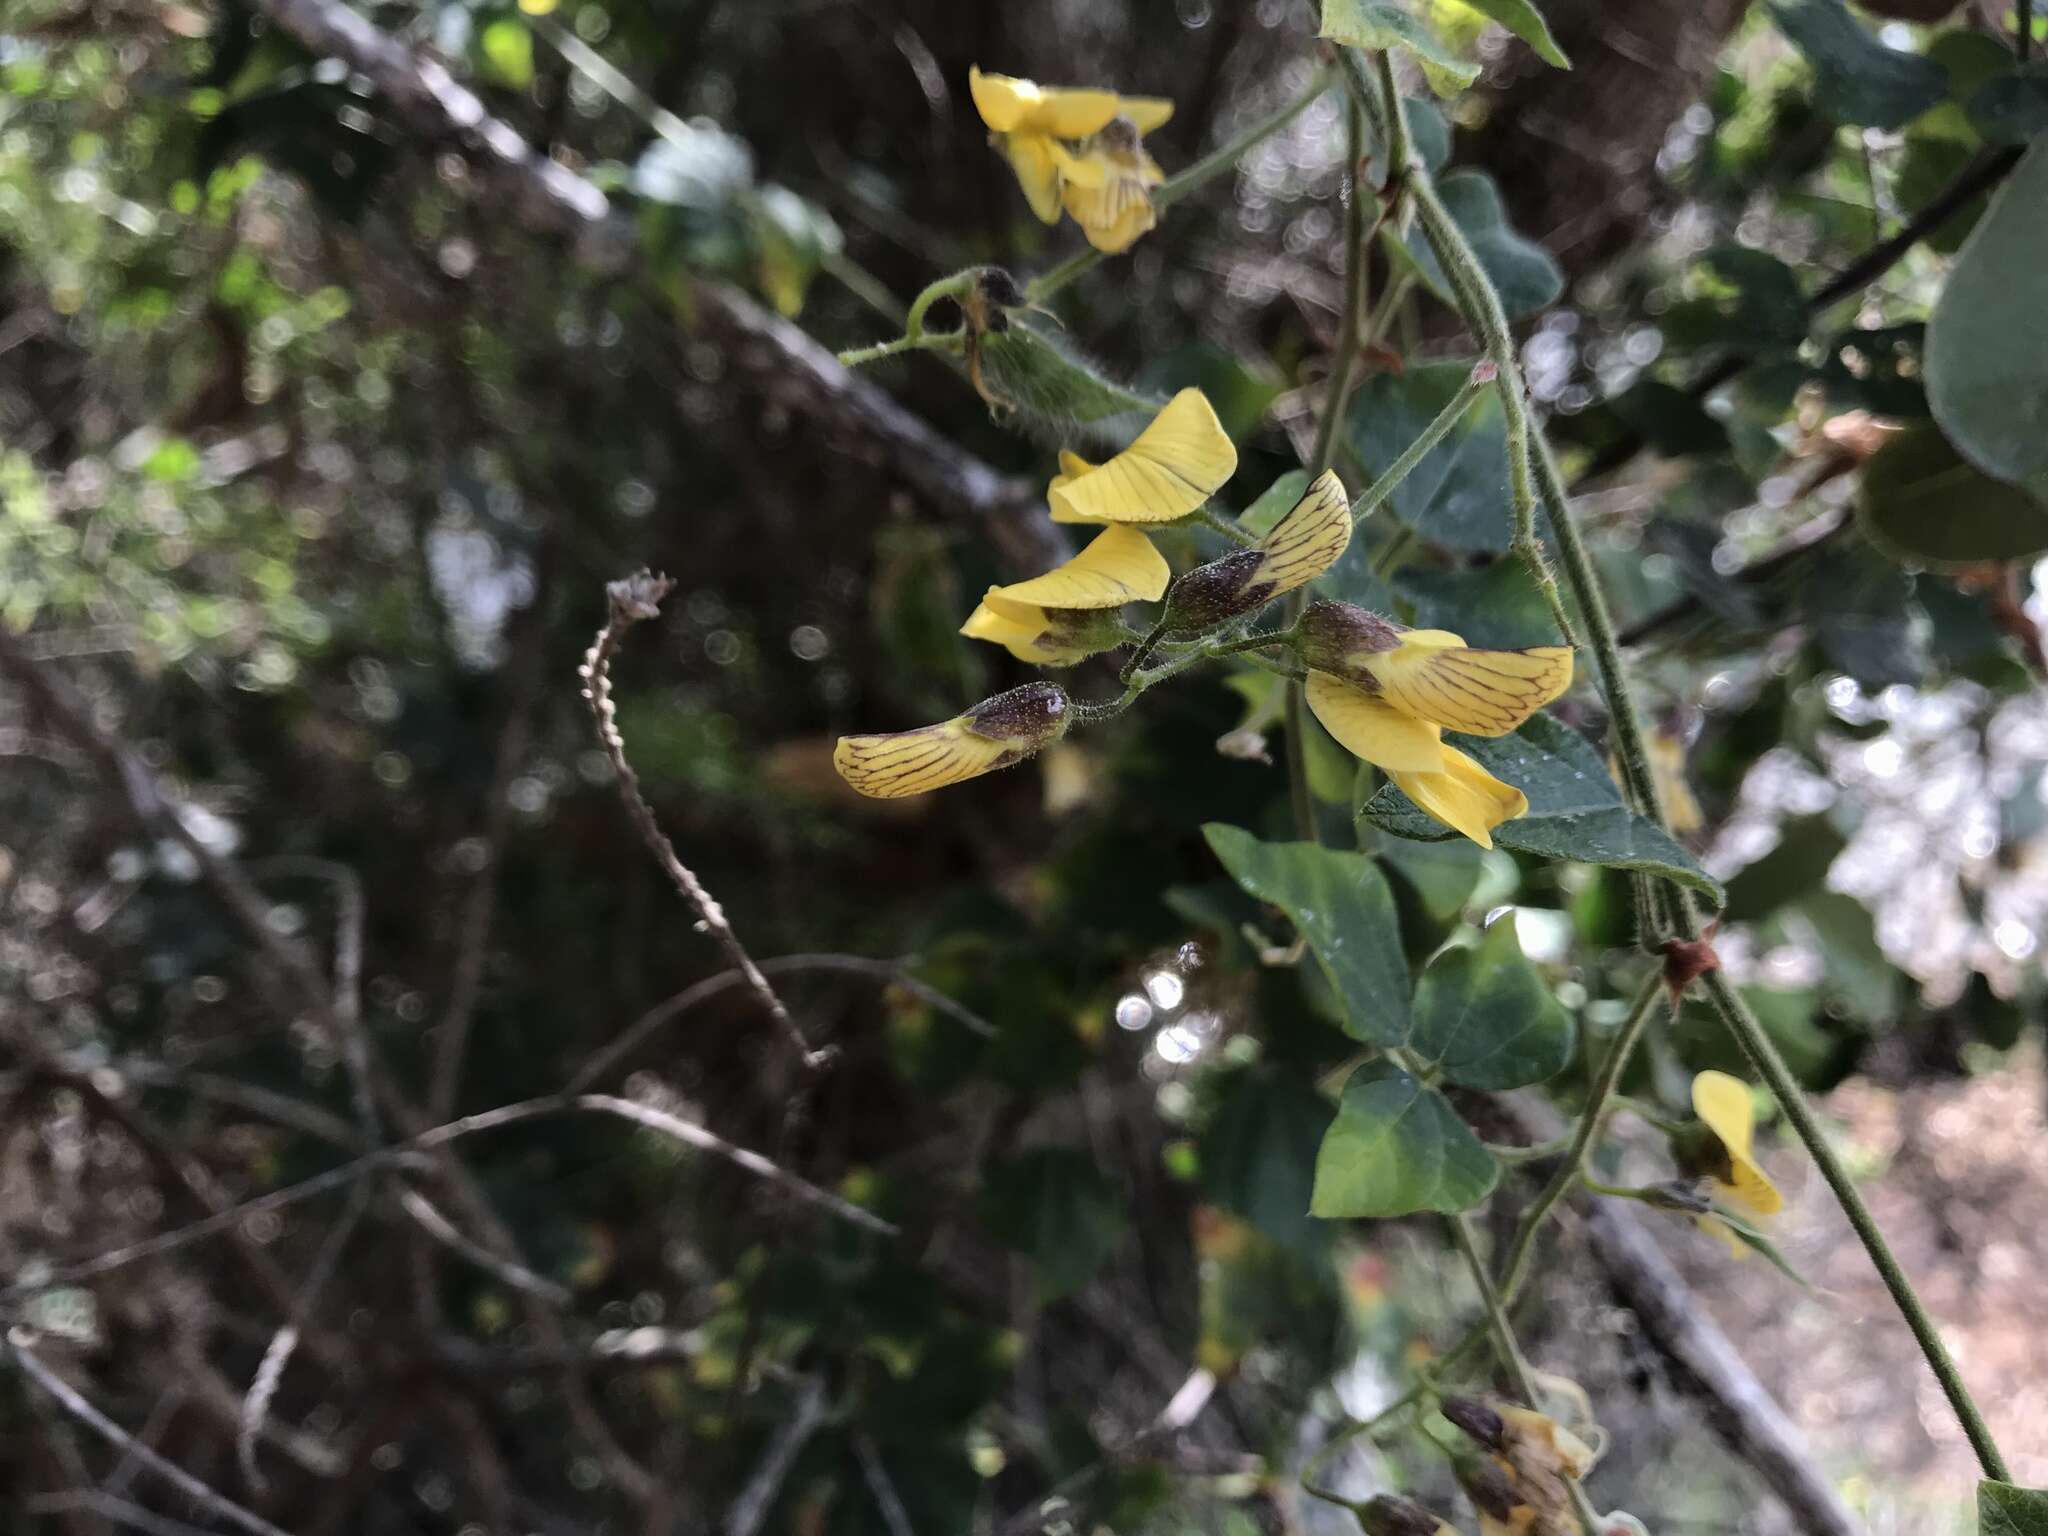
[1027,66,1336,304]
[1697,967,2010,1482]
[1449,1213,1603,1532]
[1193,506,1259,547]
[1497,973,1663,1309]
[835,331,957,369]
[1351,364,1490,528]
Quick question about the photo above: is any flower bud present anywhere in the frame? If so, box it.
[1442,1396,1508,1452]
[1354,1493,1459,1536]
[965,679,1072,746]
[834,681,1071,799]
[1158,549,1267,637]
[1295,598,1406,682]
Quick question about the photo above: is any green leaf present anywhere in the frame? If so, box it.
[1319,0,1481,96]
[976,1148,1125,1301]
[1978,1481,2048,1536]
[1393,558,1558,649]
[1204,825,1411,1045]
[1239,470,1312,538]
[1709,1208,1813,1289]
[1199,1065,1336,1251]
[1794,892,1898,1025]
[1768,0,1946,129]
[1391,171,1563,320]
[976,325,1165,444]
[1409,915,1575,1089]
[1967,65,2048,144]
[1449,0,1568,67]
[748,184,841,318]
[1310,1062,1498,1217]
[478,18,534,91]
[1376,837,1483,925]
[1927,142,2048,495]
[1336,360,1511,558]
[1357,715,1724,903]
[1859,425,2048,569]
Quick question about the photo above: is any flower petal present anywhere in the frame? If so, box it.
[1049,388,1238,524]
[967,66,1122,136]
[1692,1071,1784,1217]
[1118,96,1175,135]
[992,524,1169,608]
[834,719,1015,799]
[1001,133,1065,223]
[1305,671,1443,774]
[1246,468,1350,599]
[1362,634,1575,737]
[1059,161,1157,253]
[1389,745,1529,849]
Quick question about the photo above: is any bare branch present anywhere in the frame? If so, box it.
[724,1375,829,1536]
[8,1333,296,1536]
[854,1434,918,1536]
[567,951,996,1097]
[397,1186,573,1306]
[580,572,832,1071]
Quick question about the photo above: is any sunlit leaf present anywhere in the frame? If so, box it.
[1449,0,1569,67]
[478,19,535,91]
[1310,1062,1498,1217]
[1319,0,1481,96]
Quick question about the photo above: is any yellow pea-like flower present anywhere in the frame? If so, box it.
[1051,125,1165,253]
[834,681,1070,799]
[1292,599,1574,846]
[1691,1070,1783,1220]
[969,67,1172,234]
[1048,389,1238,525]
[959,525,1168,665]
[1157,469,1351,634]
[1445,1398,1598,1536]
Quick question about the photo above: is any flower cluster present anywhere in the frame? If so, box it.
[831,392,1575,845]
[969,67,1173,253]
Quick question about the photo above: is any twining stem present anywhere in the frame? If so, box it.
[1696,967,2012,1482]
[1027,65,1336,304]
[1346,45,2012,1484]
[1497,973,1664,1308]
[836,330,959,368]
[1449,1214,1603,1533]
[1351,362,1491,528]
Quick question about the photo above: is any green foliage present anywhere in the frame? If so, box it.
[1389,170,1564,320]
[1859,426,2048,569]
[1310,1061,1498,1217]
[1979,1481,2048,1536]
[976,326,1164,443]
[1360,716,1725,902]
[1967,66,2048,144]
[1928,142,2048,496]
[1721,814,1844,922]
[1319,0,1481,95]
[1768,0,1947,129]
[1198,1065,1336,1251]
[977,1148,1127,1301]
[1448,0,1569,68]
[1337,361,1510,555]
[1407,916,1575,1090]
[1204,824,1411,1045]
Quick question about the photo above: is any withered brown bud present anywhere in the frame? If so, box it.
[1450,1448,1524,1521]
[1442,1395,1508,1452]
[966,680,1071,748]
[1296,599,1405,683]
[1355,1493,1455,1536]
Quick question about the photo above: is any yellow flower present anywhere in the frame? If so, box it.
[1688,1070,1782,1254]
[1297,601,1572,848]
[969,66,1172,234]
[1609,726,1701,834]
[1048,388,1237,525]
[834,681,1070,799]
[959,524,1170,664]
[1157,469,1351,634]
[1052,123,1165,253]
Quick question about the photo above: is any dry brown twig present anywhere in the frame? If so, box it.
[580,571,835,1071]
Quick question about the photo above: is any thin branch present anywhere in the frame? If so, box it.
[8,1334,296,1536]
[724,1375,829,1536]
[567,951,995,1096]
[580,572,832,1071]
[25,1493,224,1536]
[398,1186,573,1305]
[853,1435,917,1536]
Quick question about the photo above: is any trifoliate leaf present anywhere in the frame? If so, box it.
[1320,0,1481,96]
[1310,1062,1498,1217]
[1408,915,1575,1089]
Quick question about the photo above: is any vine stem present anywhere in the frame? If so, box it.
[1351,361,1492,528]
[1340,44,2011,1483]
[1497,973,1664,1308]
[1697,967,2011,1482]
[1027,64,1336,304]
[1449,1213,1603,1533]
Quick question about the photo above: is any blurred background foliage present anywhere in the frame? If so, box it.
[2,0,2046,1532]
